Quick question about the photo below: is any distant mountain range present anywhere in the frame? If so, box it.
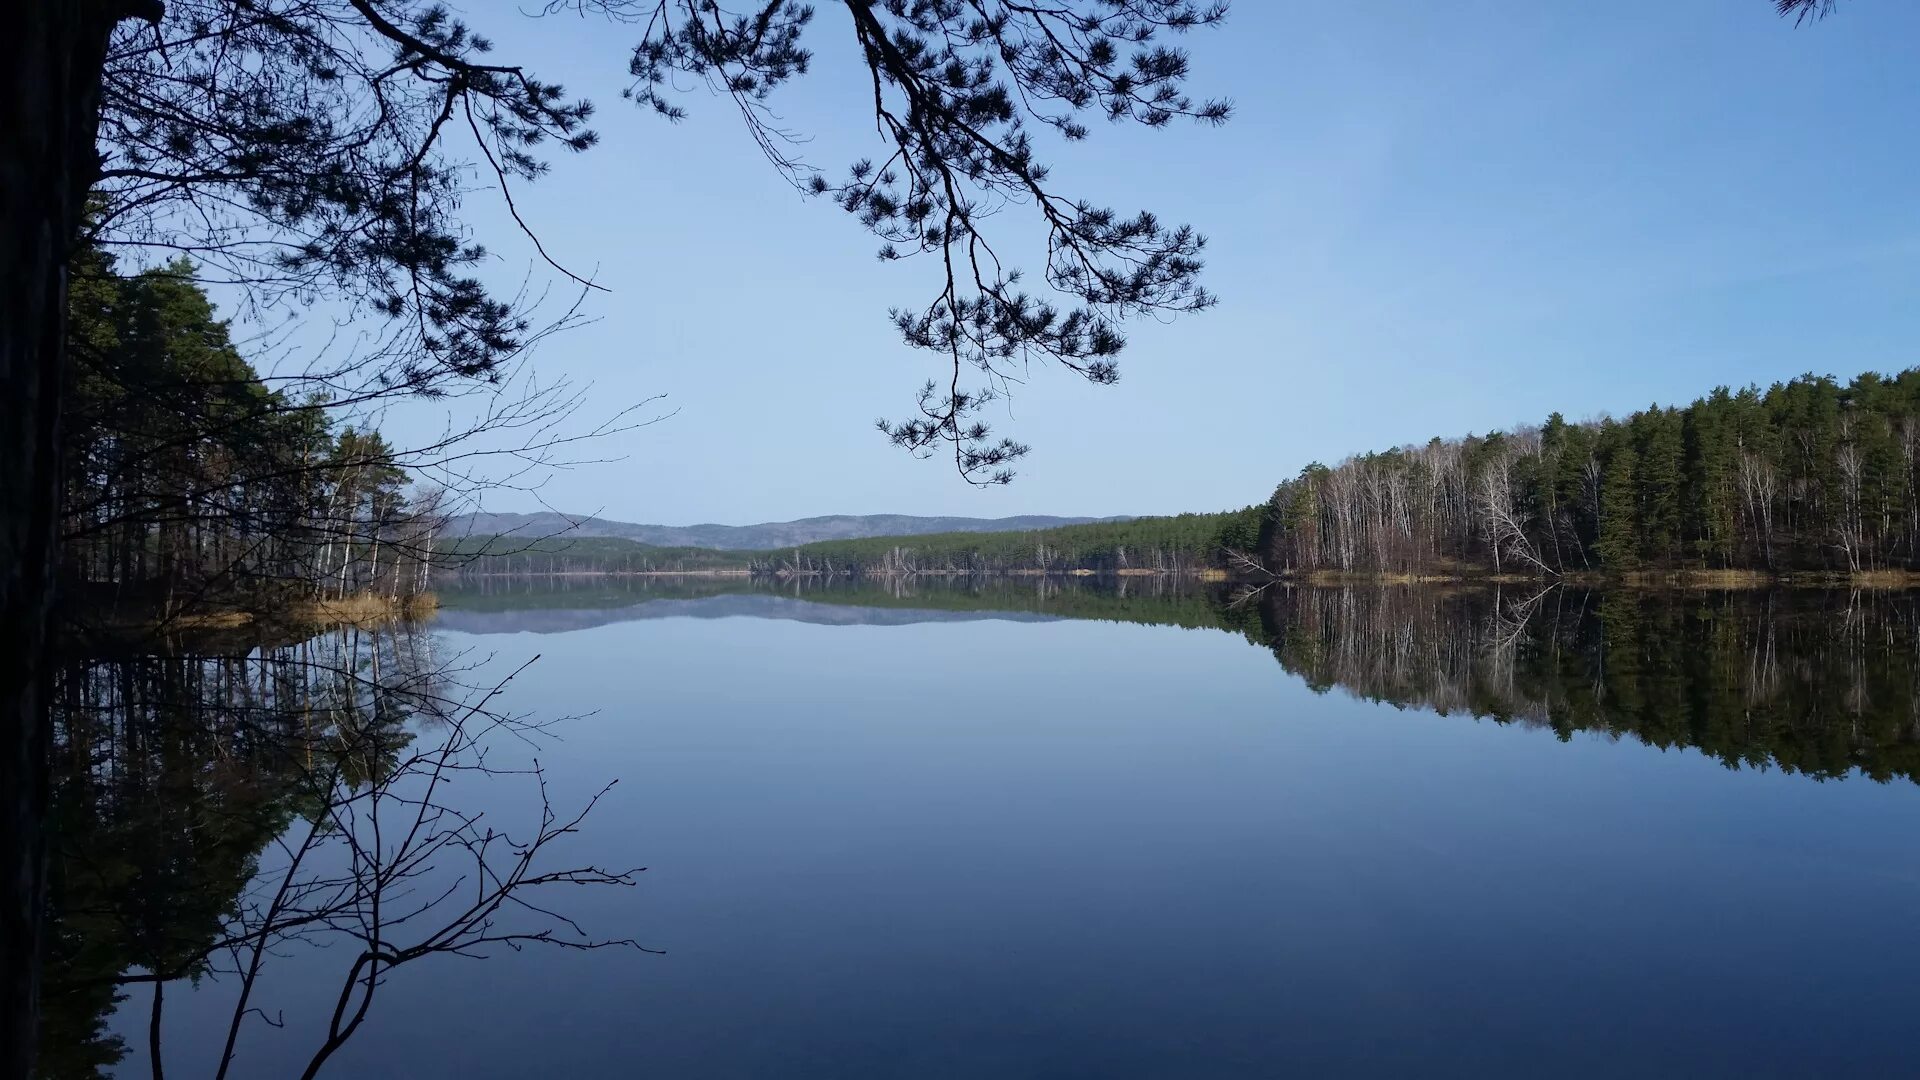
[444,511,1131,551]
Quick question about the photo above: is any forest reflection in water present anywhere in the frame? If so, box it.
[41,623,641,1080]
[1254,583,1920,784]
[38,577,1920,1076]
[447,574,1920,787]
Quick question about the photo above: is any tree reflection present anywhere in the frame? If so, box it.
[1253,585,1920,784]
[41,582,1920,1074]
[441,572,1920,780]
[40,624,642,1079]
[447,575,1920,786]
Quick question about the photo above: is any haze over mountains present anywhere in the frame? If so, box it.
[446,511,1131,551]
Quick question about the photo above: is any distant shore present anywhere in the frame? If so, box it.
[442,566,1920,589]
[444,567,1227,581]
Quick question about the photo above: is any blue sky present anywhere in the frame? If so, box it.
[371,1,1920,524]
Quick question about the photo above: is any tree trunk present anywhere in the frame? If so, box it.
[2,4,133,1076]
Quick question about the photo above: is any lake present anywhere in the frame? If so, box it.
[46,578,1920,1078]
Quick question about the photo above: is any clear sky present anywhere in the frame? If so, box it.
[363,0,1920,525]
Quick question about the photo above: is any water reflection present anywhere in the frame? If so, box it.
[449,576,1920,785]
[40,578,1920,1075]
[440,573,1246,632]
[41,623,639,1079]
[1254,585,1920,785]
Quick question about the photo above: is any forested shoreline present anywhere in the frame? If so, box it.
[1258,369,1920,579]
[59,250,445,630]
[437,509,1267,579]
[80,297,1920,598]
[443,366,1920,585]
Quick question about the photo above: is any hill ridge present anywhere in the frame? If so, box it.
[445,511,1133,551]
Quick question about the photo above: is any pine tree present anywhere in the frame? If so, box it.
[1685,388,1739,567]
[1596,431,1641,570]
[1635,406,1685,565]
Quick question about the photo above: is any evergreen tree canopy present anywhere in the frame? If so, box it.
[83,0,1231,481]
[62,250,445,618]
[1260,368,1920,577]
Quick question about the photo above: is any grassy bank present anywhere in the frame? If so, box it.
[302,591,439,624]
[72,591,437,637]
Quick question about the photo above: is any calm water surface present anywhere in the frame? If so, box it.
[51,580,1920,1078]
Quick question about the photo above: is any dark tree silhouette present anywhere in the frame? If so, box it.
[6,3,1232,1074]
[1776,0,1838,24]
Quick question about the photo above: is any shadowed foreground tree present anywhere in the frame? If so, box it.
[6,5,1233,1069]
[60,249,454,625]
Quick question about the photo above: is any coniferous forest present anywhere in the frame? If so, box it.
[749,512,1267,575]
[60,249,444,623]
[444,367,1920,583]
[1256,370,1920,578]
[437,511,1268,577]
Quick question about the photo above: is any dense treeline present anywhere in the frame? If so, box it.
[1259,370,1920,577]
[436,536,753,575]
[441,510,1265,577]
[452,368,1920,583]
[760,510,1264,574]
[61,251,441,619]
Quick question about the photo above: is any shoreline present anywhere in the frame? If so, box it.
[442,567,1920,589]
[445,567,1222,580]
[1289,568,1920,589]
[68,591,438,638]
